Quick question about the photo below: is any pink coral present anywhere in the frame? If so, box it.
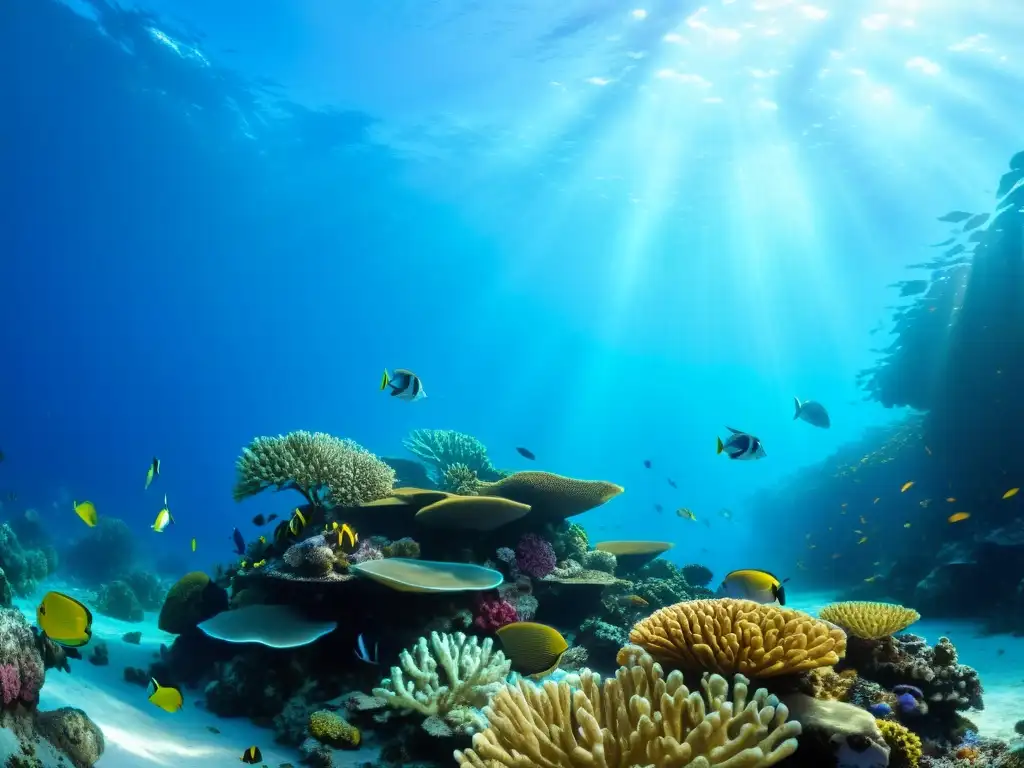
[0,663,20,707]
[18,656,42,703]
[474,595,518,632]
[515,533,556,578]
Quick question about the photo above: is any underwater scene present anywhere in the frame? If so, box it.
[4,0,1024,766]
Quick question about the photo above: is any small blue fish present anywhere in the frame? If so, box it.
[354,633,378,665]
[231,527,245,556]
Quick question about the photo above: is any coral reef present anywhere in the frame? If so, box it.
[403,429,500,483]
[477,471,623,519]
[87,641,108,667]
[627,598,847,677]
[440,462,482,495]
[95,580,144,622]
[158,571,228,634]
[0,607,44,707]
[782,694,890,768]
[64,517,135,585]
[514,533,556,578]
[455,646,801,767]
[233,431,395,507]
[820,601,921,639]
[0,523,54,595]
[372,631,511,737]
[473,595,518,632]
[878,719,923,768]
[36,707,106,768]
[308,709,360,748]
[122,570,165,611]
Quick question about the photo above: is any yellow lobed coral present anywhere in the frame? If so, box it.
[308,709,360,748]
[477,471,623,519]
[818,601,920,639]
[877,719,922,768]
[805,667,859,701]
[372,631,511,737]
[627,598,847,678]
[233,431,394,507]
[455,646,801,768]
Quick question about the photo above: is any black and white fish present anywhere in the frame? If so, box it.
[380,368,426,402]
[793,397,831,429]
[716,427,766,461]
[354,633,379,664]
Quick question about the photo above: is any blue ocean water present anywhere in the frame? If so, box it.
[4,1,1024,765]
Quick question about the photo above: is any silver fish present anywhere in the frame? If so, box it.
[354,633,379,665]
[794,397,831,429]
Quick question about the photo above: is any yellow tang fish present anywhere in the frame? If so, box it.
[37,591,93,648]
[151,494,173,533]
[1003,488,1019,500]
[191,537,197,552]
[948,512,971,524]
[901,481,914,493]
[73,500,97,527]
[145,457,160,490]
[496,622,569,678]
[147,678,183,713]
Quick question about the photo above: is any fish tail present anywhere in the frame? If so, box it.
[793,397,802,419]
[716,437,724,455]
[380,369,389,390]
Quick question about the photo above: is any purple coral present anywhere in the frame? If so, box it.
[0,607,44,708]
[515,534,556,578]
[0,663,20,706]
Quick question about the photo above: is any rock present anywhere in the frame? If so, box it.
[36,707,105,767]
[781,694,890,768]
[87,641,108,667]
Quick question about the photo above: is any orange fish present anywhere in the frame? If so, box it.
[948,512,970,524]
[901,481,914,492]
[1003,488,1019,500]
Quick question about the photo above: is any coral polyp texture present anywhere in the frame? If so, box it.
[233,431,395,507]
[477,470,624,519]
[454,646,801,768]
[371,631,511,737]
[819,601,921,639]
[627,598,847,677]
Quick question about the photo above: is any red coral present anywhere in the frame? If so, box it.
[515,533,556,578]
[473,595,518,632]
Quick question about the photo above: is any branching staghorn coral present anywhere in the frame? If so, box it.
[372,631,511,737]
[403,429,497,482]
[233,431,394,507]
[455,646,801,768]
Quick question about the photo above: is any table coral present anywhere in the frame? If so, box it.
[819,601,921,639]
[372,631,511,737]
[628,598,847,678]
[478,471,623,519]
[454,646,801,768]
[233,431,395,507]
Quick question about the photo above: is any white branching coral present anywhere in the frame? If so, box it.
[372,631,511,737]
[455,647,801,768]
[233,431,394,507]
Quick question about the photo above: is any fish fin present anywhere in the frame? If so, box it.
[793,397,802,419]
[390,386,402,396]
[380,370,389,390]
[716,437,724,455]
[725,426,743,434]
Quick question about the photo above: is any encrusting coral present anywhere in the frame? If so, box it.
[477,471,624,519]
[308,709,360,748]
[877,718,922,768]
[372,631,511,737]
[454,646,801,768]
[233,431,395,507]
[627,598,847,677]
[819,601,921,639]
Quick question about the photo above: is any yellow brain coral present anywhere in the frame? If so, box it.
[455,646,801,768]
[233,431,394,507]
[477,471,623,519]
[627,598,847,678]
[877,719,922,768]
[818,601,920,639]
[308,709,360,748]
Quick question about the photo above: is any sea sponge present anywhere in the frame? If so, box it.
[308,709,360,748]
[373,631,511,737]
[819,601,920,639]
[157,571,228,635]
[36,706,105,768]
[454,646,801,768]
[627,598,847,677]
[877,719,922,768]
[233,431,395,507]
[478,471,624,519]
